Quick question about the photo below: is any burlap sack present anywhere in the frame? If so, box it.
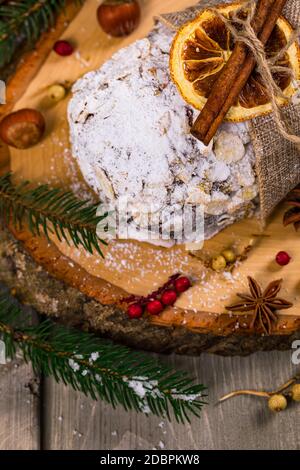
[158,0,300,221]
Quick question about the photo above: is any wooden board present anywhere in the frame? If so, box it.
[42,351,300,450]
[7,0,300,339]
[2,348,300,449]
[0,357,40,450]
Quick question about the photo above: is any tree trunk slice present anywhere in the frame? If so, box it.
[1,224,300,355]
[3,0,300,354]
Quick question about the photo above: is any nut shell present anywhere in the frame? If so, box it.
[0,108,45,149]
[97,0,141,37]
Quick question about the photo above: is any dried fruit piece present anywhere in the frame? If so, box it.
[95,168,116,200]
[0,108,45,149]
[170,2,300,122]
[214,131,245,163]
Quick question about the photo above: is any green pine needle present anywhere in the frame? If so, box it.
[0,292,207,423]
[0,172,108,256]
[0,0,207,424]
[0,0,82,69]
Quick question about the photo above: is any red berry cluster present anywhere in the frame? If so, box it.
[125,274,191,319]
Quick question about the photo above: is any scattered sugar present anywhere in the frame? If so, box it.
[89,352,100,362]
[68,359,80,371]
[74,50,90,68]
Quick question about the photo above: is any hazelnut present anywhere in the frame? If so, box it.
[97,0,141,37]
[0,108,45,149]
[268,394,287,412]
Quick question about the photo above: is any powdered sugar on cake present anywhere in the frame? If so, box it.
[68,25,258,245]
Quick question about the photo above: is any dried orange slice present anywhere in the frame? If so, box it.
[170,2,300,122]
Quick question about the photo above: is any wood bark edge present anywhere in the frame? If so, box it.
[1,224,299,356]
[9,224,300,338]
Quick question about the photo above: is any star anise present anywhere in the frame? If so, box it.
[283,185,300,230]
[226,277,293,335]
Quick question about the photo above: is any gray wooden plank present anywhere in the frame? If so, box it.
[0,358,40,450]
[43,350,300,450]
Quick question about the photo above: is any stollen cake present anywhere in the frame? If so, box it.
[68,24,258,246]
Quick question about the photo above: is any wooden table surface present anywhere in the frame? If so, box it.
[0,348,299,450]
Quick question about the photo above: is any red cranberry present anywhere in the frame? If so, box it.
[161,289,177,306]
[53,40,74,56]
[127,303,143,319]
[147,300,163,315]
[275,251,291,266]
[174,276,191,293]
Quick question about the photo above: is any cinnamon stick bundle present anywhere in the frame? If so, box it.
[191,0,288,145]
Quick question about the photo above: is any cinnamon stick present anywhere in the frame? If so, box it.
[191,0,288,145]
[190,0,274,142]
[201,0,288,146]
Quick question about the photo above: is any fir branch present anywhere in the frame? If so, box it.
[0,0,81,68]
[0,172,108,255]
[0,292,207,422]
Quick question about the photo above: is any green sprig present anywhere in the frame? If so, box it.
[0,0,73,68]
[0,172,108,255]
[0,292,207,422]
